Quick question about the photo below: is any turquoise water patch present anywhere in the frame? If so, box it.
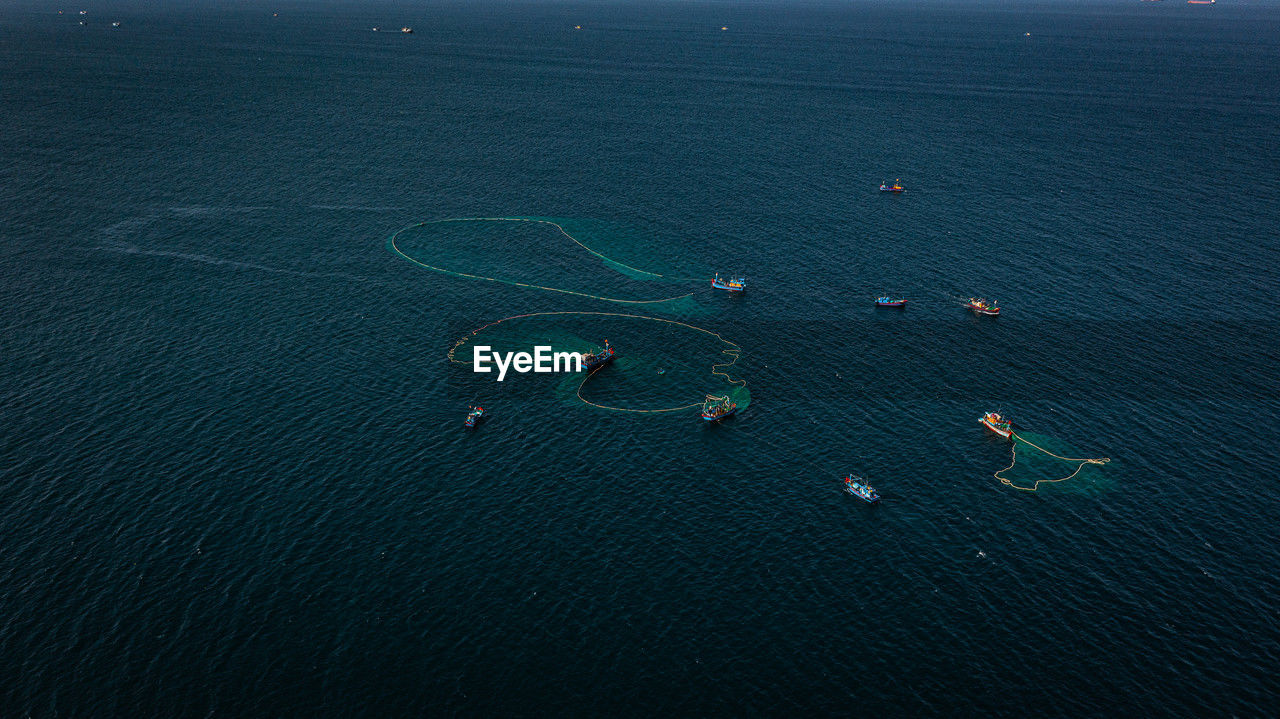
[389,217,707,308]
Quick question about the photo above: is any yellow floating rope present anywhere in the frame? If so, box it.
[387,217,697,305]
[448,311,746,414]
[994,431,1111,492]
[574,365,702,414]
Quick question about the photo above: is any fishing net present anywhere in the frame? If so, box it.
[388,217,706,308]
[449,311,750,414]
[995,431,1111,492]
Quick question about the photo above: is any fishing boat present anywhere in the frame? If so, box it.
[966,297,1000,315]
[1186,0,1214,4]
[401,26,414,33]
[464,406,486,428]
[711,274,746,293]
[844,475,881,503]
[581,340,615,372]
[879,179,905,193]
[980,411,1012,439]
[875,296,907,307]
[700,394,738,422]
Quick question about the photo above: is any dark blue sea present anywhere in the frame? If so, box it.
[3,0,1280,715]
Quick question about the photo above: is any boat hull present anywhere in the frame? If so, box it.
[582,348,616,371]
[967,303,1000,315]
[875,300,907,307]
[711,280,745,292]
[980,416,1012,439]
[846,486,881,503]
[844,476,881,503]
[701,408,738,421]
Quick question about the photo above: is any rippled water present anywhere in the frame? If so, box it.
[3,0,1279,715]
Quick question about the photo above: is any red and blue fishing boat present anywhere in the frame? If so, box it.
[844,475,881,503]
[875,296,907,307]
[966,297,1000,315]
[581,340,615,372]
[711,274,746,293]
[879,179,905,193]
[464,405,486,428]
[980,411,1012,439]
[700,394,738,422]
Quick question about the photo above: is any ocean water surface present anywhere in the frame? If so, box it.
[2,0,1279,714]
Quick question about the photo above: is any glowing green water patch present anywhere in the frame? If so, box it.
[532,217,705,282]
[994,431,1111,492]
[449,311,749,415]
[388,217,704,306]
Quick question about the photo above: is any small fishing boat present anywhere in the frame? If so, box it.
[844,475,881,503]
[1186,0,1214,4]
[581,340,615,372]
[879,179,905,193]
[464,406,486,428]
[401,26,414,33]
[980,411,1012,439]
[875,296,907,307]
[966,297,1000,315]
[701,394,738,422]
[711,274,746,293]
